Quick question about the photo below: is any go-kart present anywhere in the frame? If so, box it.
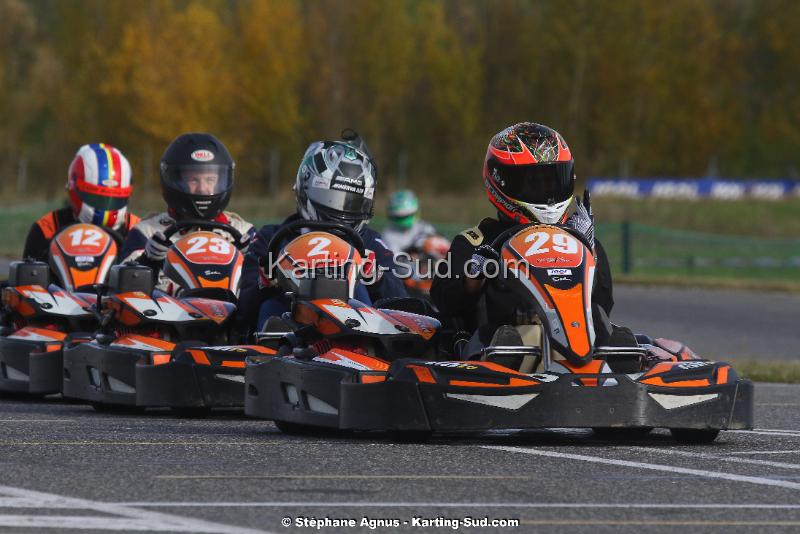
[62,220,273,413]
[0,223,120,395]
[399,234,450,299]
[244,220,441,430]
[246,222,752,443]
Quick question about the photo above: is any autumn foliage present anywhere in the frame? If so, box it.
[0,0,797,197]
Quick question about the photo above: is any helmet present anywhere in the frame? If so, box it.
[67,143,133,230]
[387,190,419,230]
[294,141,376,232]
[483,122,575,224]
[160,133,234,220]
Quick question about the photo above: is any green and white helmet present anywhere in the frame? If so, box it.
[387,190,419,230]
[294,141,376,232]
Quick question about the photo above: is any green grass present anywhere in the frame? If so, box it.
[1,195,798,289]
[727,360,800,384]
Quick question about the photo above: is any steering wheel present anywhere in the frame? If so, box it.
[265,220,366,262]
[162,219,246,250]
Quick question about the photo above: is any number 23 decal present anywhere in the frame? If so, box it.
[185,236,231,256]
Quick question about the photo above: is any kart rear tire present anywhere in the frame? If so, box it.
[91,402,144,414]
[592,427,653,441]
[670,428,720,444]
[172,407,212,419]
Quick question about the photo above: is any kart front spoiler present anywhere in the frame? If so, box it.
[0,336,63,395]
[136,360,244,408]
[245,357,753,432]
[63,341,248,409]
[62,341,141,406]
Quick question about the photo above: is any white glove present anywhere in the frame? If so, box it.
[565,190,595,249]
[144,231,171,261]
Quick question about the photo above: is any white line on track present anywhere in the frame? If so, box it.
[730,450,800,455]
[104,502,800,510]
[732,430,800,438]
[753,428,800,434]
[627,446,800,470]
[0,484,270,533]
[482,446,800,491]
[0,419,75,422]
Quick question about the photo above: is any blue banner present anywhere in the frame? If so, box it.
[587,178,800,200]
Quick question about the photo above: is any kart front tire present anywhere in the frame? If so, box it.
[91,402,144,414]
[172,407,212,419]
[670,428,720,444]
[592,427,653,440]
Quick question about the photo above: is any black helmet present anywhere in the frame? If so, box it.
[160,133,234,219]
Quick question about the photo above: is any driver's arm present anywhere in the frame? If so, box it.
[119,226,148,263]
[430,232,483,319]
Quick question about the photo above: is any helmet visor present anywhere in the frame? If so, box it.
[77,189,130,211]
[491,161,575,205]
[163,164,232,196]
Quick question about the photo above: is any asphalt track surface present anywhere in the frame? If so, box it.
[610,285,798,361]
[0,382,797,534]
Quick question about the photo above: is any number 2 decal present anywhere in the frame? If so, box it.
[307,236,332,257]
[523,232,578,257]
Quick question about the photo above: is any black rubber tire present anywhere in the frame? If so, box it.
[592,427,654,440]
[670,428,720,444]
[172,406,212,418]
[389,430,433,443]
[91,402,144,414]
[274,420,317,435]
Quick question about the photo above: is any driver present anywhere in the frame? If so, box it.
[430,122,619,349]
[120,133,254,290]
[23,143,140,262]
[239,133,407,330]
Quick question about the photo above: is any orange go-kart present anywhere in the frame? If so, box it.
[0,223,120,395]
[245,221,752,443]
[61,220,272,414]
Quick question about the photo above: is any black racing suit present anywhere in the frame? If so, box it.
[430,216,615,342]
[23,206,140,262]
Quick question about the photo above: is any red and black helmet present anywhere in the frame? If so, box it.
[483,122,575,224]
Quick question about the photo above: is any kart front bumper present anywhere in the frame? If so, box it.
[245,357,753,432]
[0,336,63,395]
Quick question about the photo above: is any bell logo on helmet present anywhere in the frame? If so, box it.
[191,150,215,162]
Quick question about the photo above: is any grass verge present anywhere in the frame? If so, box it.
[726,359,800,384]
[616,274,800,294]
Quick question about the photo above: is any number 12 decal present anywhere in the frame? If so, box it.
[68,228,103,248]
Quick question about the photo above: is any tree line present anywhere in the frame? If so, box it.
[1,0,797,198]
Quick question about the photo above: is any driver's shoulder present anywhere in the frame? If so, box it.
[131,212,173,236]
[457,217,501,246]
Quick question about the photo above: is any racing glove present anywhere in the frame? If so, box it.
[565,189,595,249]
[467,244,500,278]
[144,231,171,262]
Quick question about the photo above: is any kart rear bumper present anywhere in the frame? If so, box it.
[246,358,753,432]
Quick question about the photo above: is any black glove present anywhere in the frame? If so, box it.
[467,244,500,278]
[565,189,595,249]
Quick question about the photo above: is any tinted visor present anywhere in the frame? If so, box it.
[77,190,129,210]
[163,164,232,196]
[491,160,575,204]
